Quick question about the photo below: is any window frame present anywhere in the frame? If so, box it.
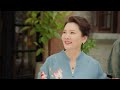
[94,11,118,33]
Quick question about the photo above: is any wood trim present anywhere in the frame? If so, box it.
[117,11,120,33]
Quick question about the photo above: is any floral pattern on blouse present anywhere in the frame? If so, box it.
[40,72,47,79]
[40,68,63,79]
[50,68,63,79]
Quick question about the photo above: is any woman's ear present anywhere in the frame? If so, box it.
[82,36,87,44]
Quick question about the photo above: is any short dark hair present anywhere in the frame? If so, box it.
[64,16,91,37]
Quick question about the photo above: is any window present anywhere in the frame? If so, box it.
[15,11,43,79]
[92,11,118,33]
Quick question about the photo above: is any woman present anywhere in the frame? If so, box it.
[37,16,107,79]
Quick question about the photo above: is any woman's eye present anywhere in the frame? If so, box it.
[71,32,75,34]
[63,31,66,34]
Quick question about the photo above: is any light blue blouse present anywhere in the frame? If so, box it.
[37,50,107,79]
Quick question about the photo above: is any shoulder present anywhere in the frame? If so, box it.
[81,52,107,78]
[81,51,100,65]
[112,39,120,53]
[113,39,120,46]
[45,50,63,63]
[114,38,120,44]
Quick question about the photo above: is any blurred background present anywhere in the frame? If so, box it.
[0,11,120,79]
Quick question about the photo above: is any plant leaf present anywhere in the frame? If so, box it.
[36,48,43,56]
[33,42,39,46]
[54,32,61,38]
[25,18,33,24]
[21,26,30,32]
[30,29,36,36]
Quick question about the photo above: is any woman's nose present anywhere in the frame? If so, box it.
[65,34,70,39]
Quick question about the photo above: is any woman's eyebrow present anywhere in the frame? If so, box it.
[63,30,66,31]
[63,30,75,31]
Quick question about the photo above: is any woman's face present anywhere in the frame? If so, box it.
[61,22,87,50]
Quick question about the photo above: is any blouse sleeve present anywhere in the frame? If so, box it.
[97,63,107,79]
[37,58,50,79]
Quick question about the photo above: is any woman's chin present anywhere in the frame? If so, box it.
[64,48,73,50]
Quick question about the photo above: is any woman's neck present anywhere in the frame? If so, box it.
[65,49,81,61]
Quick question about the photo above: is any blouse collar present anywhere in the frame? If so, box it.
[60,50,84,62]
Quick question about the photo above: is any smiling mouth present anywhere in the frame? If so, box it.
[64,41,72,45]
